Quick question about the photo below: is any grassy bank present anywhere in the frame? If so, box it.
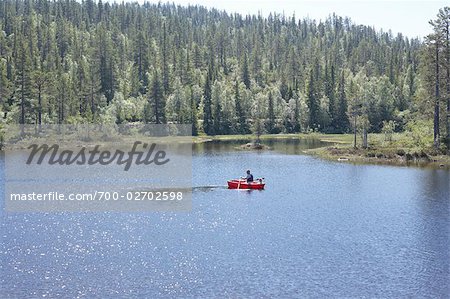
[195,133,450,168]
[305,133,450,168]
[193,133,353,143]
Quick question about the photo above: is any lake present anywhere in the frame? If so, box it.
[1,138,449,298]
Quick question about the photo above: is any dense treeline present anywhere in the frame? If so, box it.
[0,0,447,146]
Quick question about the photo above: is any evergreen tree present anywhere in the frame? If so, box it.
[335,71,350,133]
[190,87,198,136]
[293,93,301,132]
[162,22,171,95]
[203,67,213,134]
[0,58,12,118]
[425,22,443,148]
[212,82,222,134]
[436,7,450,149]
[325,63,336,129]
[15,34,33,132]
[234,81,248,134]
[242,52,251,89]
[33,70,50,130]
[147,70,166,124]
[306,69,320,130]
[56,69,68,124]
[266,91,276,133]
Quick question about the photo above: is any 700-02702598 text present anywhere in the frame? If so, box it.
[9,191,185,201]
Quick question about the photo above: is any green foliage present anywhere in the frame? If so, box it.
[0,0,434,138]
[242,52,251,90]
[265,91,276,133]
[234,81,249,134]
[307,69,320,131]
[405,120,434,149]
[335,71,350,133]
[382,120,396,142]
[146,71,166,124]
[422,7,450,149]
[202,68,213,135]
[190,88,199,136]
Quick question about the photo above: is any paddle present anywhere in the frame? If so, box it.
[237,177,246,189]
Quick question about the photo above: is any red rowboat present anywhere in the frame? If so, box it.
[227,179,265,190]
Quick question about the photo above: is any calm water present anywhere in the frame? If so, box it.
[1,139,449,298]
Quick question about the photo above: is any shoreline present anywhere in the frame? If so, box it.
[2,132,449,169]
[304,145,450,170]
[194,133,450,169]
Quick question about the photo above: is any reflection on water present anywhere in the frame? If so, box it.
[193,137,328,155]
[1,139,449,298]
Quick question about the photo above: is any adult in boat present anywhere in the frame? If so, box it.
[245,170,254,183]
[228,171,264,189]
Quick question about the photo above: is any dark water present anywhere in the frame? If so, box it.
[1,139,449,298]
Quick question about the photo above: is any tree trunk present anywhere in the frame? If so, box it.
[353,114,357,148]
[434,41,440,149]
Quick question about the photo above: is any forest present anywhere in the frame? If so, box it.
[0,1,449,150]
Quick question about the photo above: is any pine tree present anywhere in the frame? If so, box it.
[33,70,50,130]
[162,22,171,95]
[86,54,102,117]
[280,75,289,101]
[401,64,415,111]
[287,46,300,88]
[203,67,213,135]
[266,91,276,133]
[56,69,68,125]
[335,71,350,133]
[148,70,166,124]
[184,49,193,86]
[325,63,336,129]
[307,69,319,130]
[190,87,198,136]
[212,83,222,135]
[436,7,450,149]
[234,81,248,134]
[242,52,251,89]
[0,58,12,118]
[193,43,202,69]
[293,93,301,133]
[15,35,33,132]
[426,22,443,148]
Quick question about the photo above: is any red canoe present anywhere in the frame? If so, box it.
[227,179,265,190]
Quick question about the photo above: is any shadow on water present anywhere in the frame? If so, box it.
[192,185,228,192]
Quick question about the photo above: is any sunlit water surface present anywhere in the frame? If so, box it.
[1,139,449,298]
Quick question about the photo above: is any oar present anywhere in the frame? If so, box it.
[237,179,241,189]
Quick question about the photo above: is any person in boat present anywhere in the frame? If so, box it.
[245,170,254,183]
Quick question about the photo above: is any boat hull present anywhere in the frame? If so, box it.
[227,179,265,190]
